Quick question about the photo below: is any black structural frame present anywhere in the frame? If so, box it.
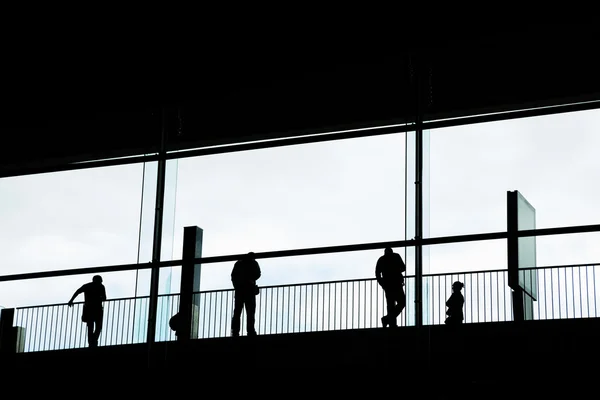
[2,59,600,342]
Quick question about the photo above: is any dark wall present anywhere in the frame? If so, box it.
[9,318,600,379]
[2,23,600,173]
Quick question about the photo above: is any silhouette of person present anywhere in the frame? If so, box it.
[169,312,181,337]
[376,247,406,327]
[231,252,261,337]
[445,281,464,325]
[68,275,106,347]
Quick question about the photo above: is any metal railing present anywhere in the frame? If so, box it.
[12,295,178,352]
[11,263,600,352]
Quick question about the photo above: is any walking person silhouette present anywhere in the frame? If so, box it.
[68,275,106,347]
[231,252,261,337]
[376,247,406,328]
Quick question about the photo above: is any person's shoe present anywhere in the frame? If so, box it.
[231,331,239,337]
[248,331,257,337]
[381,316,388,328]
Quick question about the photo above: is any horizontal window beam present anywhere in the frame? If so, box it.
[2,224,599,282]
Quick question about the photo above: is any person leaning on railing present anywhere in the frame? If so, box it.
[67,275,107,348]
[376,247,406,328]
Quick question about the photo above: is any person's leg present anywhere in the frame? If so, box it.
[393,288,406,319]
[231,292,244,336]
[93,310,103,346]
[245,294,257,335]
[86,322,96,347]
[382,289,395,327]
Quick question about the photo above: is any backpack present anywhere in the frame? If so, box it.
[169,313,180,335]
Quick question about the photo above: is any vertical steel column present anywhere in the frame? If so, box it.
[0,308,15,353]
[414,54,424,328]
[179,226,203,342]
[147,108,168,346]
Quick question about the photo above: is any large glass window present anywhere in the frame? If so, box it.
[169,133,407,286]
[429,108,600,238]
[0,163,149,307]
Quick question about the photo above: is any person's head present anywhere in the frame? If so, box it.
[452,281,464,292]
[384,247,393,255]
[93,275,103,284]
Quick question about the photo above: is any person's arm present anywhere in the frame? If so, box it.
[68,286,84,307]
[399,256,406,274]
[231,262,239,288]
[254,261,261,281]
[101,285,107,302]
[375,259,383,286]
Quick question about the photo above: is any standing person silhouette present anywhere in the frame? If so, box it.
[445,281,465,325]
[376,247,406,328]
[231,252,261,337]
[68,275,106,347]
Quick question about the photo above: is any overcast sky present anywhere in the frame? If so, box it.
[2,107,600,309]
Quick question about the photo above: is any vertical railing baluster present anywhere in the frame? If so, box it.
[287,286,290,334]
[558,268,562,319]
[116,300,123,345]
[496,271,500,322]
[293,285,297,333]
[593,265,598,317]
[202,292,207,339]
[571,267,576,318]
[542,269,547,320]
[45,306,52,351]
[218,291,223,338]
[563,268,568,319]
[586,266,591,317]
[304,285,308,333]
[328,283,331,331]
[276,286,280,334]
[351,281,354,329]
[575,266,581,318]
[374,280,377,328]
[550,268,555,319]
[483,273,487,322]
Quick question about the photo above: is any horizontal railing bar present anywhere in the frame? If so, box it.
[2,224,600,283]
[194,276,397,293]
[15,295,151,310]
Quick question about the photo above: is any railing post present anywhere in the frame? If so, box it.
[507,190,524,322]
[178,226,203,342]
[0,308,16,364]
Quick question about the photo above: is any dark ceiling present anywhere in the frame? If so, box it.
[2,22,600,174]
